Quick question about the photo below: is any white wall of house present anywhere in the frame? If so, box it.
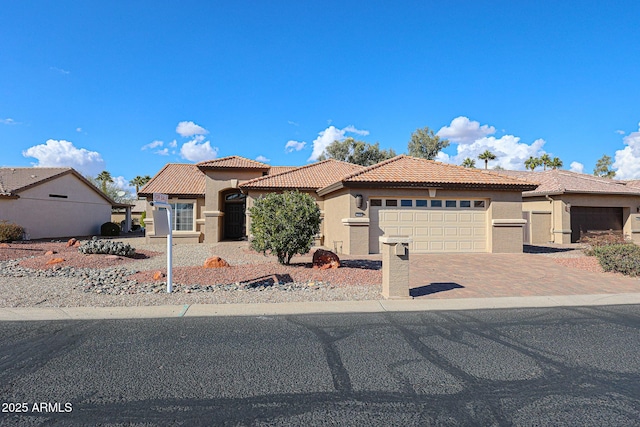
[0,173,112,239]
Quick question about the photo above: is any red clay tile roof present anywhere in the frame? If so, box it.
[496,169,640,196]
[197,156,270,170]
[268,166,297,175]
[330,155,538,190]
[139,164,206,197]
[240,160,365,190]
[625,179,640,190]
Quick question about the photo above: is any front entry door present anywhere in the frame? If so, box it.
[224,203,245,239]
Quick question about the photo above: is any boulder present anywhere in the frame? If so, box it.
[312,249,340,269]
[66,238,77,247]
[73,240,81,247]
[0,243,9,248]
[45,257,65,265]
[153,271,165,281]
[45,250,57,255]
[204,256,230,268]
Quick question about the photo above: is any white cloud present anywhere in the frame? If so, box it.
[615,130,625,135]
[435,134,547,171]
[176,121,208,137]
[437,116,496,144]
[22,139,105,176]
[1,118,18,125]
[256,155,270,162]
[307,125,371,161]
[287,120,299,126]
[50,66,70,75]
[112,176,136,196]
[285,140,306,152]
[168,139,177,148]
[180,139,218,162]
[570,161,585,174]
[155,148,169,156]
[141,140,164,150]
[342,125,370,136]
[76,127,82,133]
[613,122,640,179]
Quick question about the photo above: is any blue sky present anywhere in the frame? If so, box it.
[2,1,640,194]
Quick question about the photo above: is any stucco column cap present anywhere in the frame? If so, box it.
[379,236,413,244]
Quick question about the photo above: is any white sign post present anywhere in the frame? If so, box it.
[152,193,173,293]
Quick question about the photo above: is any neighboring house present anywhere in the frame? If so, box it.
[498,169,640,244]
[111,199,147,230]
[141,155,536,255]
[0,167,119,240]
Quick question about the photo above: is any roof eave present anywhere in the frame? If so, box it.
[339,181,538,192]
[317,181,345,197]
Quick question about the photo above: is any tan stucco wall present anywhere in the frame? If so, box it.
[145,197,205,244]
[203,170,265,243]
[0,173,111,239]
[523,194,640,244]
[323,187,524,255]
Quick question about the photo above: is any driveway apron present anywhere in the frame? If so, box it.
[409,253,639,299]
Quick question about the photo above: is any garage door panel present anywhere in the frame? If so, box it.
[444,213,458,222]
[430,227,444,237]
[399,212,413,221]
[444,227,458,236]
[459,227,473,237]
[372,205,487,254]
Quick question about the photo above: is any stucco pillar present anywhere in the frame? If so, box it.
[379,236,412,299]
[627,212,640,244]
[203,211,223,243]
[341,218,370,255]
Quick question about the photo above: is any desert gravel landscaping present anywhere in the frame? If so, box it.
[0,238,638,308]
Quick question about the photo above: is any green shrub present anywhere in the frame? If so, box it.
[140,211,146,228]
[249,191,321,265]
[0,221,24,242]
[78,237,136,257]
[593,244,640,277]
[100,221,121,236]
[581,231,630,256]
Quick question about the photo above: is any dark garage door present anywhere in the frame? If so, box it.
[571,207,623,242]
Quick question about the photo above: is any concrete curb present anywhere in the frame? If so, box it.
[2,293,640,321]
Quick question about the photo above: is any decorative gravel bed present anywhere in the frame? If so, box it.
[0,240,383,307]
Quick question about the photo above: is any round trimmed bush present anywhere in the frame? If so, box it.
[100,222,121,236]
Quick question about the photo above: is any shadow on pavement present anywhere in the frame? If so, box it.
[410,282,464,297]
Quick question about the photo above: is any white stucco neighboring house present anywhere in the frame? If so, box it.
[0,167,119,240]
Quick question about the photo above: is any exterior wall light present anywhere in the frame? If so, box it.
[355,194,363,209]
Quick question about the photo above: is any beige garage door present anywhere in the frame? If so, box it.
[369,198,488,254]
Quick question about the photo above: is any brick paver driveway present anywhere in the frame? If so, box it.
[409,252,639,299]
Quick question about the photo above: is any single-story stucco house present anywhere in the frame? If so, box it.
[139,155,537,255]
[498,169,640,244]
[0,167,123,240]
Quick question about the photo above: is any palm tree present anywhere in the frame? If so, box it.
[129,175,152,193]
[539,154,551,171]
[96,171,114,193]
[549,157,563,170]
[477,150,496,169]
[524,156,542,171]
[461,158,476,168]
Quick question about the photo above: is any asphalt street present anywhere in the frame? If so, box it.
[1,305,639,426]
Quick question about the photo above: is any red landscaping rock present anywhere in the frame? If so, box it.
[204,256,230,268]
[153,271,165,281]
[0,243,9,248]
[312,249,340,270]
[66,238,77,247]
[45,257,65,265]
[45,250,57,255]
[73,240,81,247]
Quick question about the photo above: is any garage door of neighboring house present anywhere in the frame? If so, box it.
[369,198,488,254]
[570,207,623,243]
